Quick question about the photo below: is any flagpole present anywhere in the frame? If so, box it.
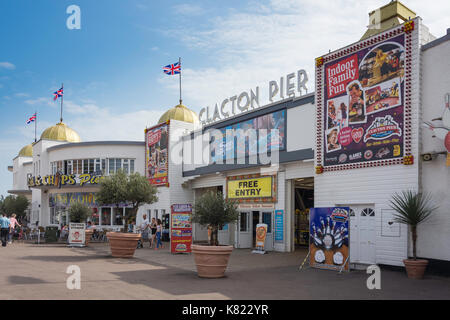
[60,83,64,123]
[34,111,37,143]
[179,57,182,104]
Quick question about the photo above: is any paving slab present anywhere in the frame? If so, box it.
[1,242,449,300]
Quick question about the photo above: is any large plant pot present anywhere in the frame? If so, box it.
[85,229,94,246]
[107,232,141,258]
[403,259,428,279]
[191,244,233,278]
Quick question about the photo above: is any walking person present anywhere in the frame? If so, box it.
[8,213,21,244]
[139,214,150,248]
[150,217,157,248]
[155,219,163,250]
[1,213,11,247]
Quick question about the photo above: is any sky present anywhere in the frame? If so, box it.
[0,0,449,197]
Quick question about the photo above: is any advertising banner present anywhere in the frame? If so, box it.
[319,32,407,169]
[69,223,86,246]
[145,122,169,186]
[255,223,268,250]
[274,210,284,242]
[171,204,192,253]
[227,176,273,199]
[309,207,349,271]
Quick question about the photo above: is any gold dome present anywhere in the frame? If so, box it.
[18,144,33,157]
[40,122,81,142]
[158,103,199,124]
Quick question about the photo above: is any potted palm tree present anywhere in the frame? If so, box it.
[68,201,93,246]
[96,170,158,258]
[191,191,239,278]
[390,190,438,279]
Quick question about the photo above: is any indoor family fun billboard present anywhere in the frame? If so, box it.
[145,122,169,186]
[321,33,406,168]
[309,207,349,271]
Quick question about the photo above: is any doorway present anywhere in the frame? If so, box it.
[339,204,376,264]
[237,210,274,250]
[294,177,314,249]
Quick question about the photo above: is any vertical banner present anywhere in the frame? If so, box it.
[309,207,349,271]
[145,122,169,186]
[274,210,284,242]
[170,204,192,253]
[69,223,86,246]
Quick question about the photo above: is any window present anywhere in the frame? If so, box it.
[94,159,101,173]
[123,159,129,174]
[101,208,111,225]
[101,159,106,174]
[262,212,272,233]
[66,160,73,175]
[154,209,159,220]
[240,212,249,232]
[90,208,99,225]
[113,208,124,225]
[361,208,375,217]
[130,160,135,173]
[89,159,94,173]
[109,159,115,174]
[83,159,89,174]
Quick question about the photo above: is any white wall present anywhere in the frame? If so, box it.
[419,34,450,261]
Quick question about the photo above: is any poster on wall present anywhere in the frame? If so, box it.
[145,122,169,186]
[170,204,192,253]
[309,207,349,271]
[274,210,284,243]
[210,109,286,163]
[321,33,407,168]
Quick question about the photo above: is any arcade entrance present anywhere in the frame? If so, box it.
[293,177,314,249]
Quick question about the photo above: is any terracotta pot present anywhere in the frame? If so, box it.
[403,259,428,279]
[106,232,141,258]
[85,229,94,246]
[191,244,233,278]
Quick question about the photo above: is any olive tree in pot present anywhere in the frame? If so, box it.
[96,170,158,258]
[191,191,239,278]
[390,190,438,279]
[68,201,93,246]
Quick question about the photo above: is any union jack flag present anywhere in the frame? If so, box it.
[53,87,63,101]
[163,62,181,75]
[26,113,37,125]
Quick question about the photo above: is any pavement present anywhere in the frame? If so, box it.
[1,241,449,300]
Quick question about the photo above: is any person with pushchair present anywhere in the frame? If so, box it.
[137,214,150,248]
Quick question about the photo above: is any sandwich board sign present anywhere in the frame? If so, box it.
[69,223,86,247]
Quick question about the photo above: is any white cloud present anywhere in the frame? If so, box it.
[173,4,205,16]
[14,93,29,98]
[0,62,15,70]
[162,0,450,111]
[25,97,55,107]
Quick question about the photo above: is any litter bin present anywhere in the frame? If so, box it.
[45,226,59,243]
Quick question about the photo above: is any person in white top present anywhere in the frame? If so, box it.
[139,214,150,248]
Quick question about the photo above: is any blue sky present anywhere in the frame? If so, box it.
[1,0,449,197]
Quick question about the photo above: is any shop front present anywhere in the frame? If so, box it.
[48,191,131,230]
[227,174,277,251]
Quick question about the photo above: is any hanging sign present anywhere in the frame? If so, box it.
[145,122,169,186]
[309,207,349,271]
[170,204,192,253]
[69,223,86,246]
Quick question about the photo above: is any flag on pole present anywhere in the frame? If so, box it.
[163,62,181,75]
[53,87,64,101]
[26,113,37,125]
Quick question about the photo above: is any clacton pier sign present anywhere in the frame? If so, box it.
[199,69,309,125]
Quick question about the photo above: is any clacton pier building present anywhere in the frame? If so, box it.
[9,1,450,269]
